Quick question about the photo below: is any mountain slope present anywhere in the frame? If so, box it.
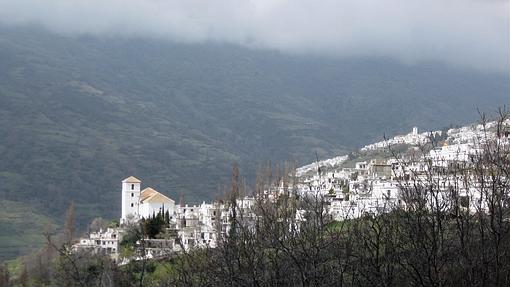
[0,25,508,259]
[0,200,56,260]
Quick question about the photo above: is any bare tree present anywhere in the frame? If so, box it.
[0,262,9,287]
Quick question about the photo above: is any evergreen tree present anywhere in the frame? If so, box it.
[165,210,170,226]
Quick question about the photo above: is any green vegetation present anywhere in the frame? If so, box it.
[5,257,23,279]
[2,116,510,286]
[0,200,56,260]
[140,211,170,239]
[0,25,508,260]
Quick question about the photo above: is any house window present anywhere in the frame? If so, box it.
[131,203,134,207]
[131,184,135,190]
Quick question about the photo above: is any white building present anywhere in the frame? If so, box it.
[74,118,507,262]
[121,176,141,223]
[72,228,121,261]
[361,127,442,152]
[121,176,176,223]
[138,187,176,220]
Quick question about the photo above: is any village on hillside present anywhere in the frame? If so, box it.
[73,119,510,263]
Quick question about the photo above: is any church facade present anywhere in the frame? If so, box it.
[121,176,176,223]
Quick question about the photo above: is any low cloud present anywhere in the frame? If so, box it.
[0,0,508,72]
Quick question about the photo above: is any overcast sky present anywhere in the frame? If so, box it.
[0,0,508,73]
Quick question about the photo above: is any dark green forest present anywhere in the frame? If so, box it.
[0,25,509,259]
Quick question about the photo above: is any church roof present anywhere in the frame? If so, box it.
[140,187,158,201]
[140,187,175,204]
[122,176,141,183]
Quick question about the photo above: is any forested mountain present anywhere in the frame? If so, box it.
[0,25,508,259]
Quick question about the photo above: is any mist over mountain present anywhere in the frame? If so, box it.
[1,0,508,73]
[0,25,508,259]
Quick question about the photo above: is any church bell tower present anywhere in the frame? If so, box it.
[121,176,141,223]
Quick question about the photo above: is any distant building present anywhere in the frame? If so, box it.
[412,126,418,135]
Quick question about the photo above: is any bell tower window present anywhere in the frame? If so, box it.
[131,184,135,190]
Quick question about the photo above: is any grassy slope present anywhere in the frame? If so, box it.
[0,200,56,260]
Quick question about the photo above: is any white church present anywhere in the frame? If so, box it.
[121,176,176,223]
[74,177,180,260]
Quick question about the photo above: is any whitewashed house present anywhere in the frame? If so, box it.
[72,228,121,260]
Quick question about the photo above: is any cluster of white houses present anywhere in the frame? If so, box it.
[73,121,509,261]
[73,176,255,261]
[297,144,477,220]
[360,127,442,151]
[298,121,510,221]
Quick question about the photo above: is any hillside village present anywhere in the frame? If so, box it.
[73,119,510,263]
